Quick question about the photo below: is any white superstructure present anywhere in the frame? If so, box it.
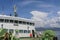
[0,15,35,37]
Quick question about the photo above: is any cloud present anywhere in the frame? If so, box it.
[30,11,48,27]
[30,11,60,28]
[48,17,60,28]
[31,11,48,20]
[57,11,60,16]
[17,0,60,28]
[48,11,60,28]
[45,17,60,28]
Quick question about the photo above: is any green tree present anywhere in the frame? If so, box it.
[42,30,56,40]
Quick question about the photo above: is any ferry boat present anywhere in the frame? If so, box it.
[0,14,35,37]
[0,5,35,38]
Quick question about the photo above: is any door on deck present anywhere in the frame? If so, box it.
[32,30,35,37]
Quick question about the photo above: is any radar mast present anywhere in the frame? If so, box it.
[14,5,18,17]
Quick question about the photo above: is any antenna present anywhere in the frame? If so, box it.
[13,5,18,17]
[12,0,18,17]
[14,5,16,13]
[14,5,18,17]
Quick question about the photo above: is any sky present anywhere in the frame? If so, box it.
[0,0,60,28]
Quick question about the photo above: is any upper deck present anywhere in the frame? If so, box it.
[0,15,35,26]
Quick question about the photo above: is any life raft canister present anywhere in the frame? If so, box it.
[30,33,32,37]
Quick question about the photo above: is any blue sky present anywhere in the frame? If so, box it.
[0,0,60,18]
[0,0,60,27]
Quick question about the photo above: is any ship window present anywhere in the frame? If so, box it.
[9,29,13,33]
[14,20,18,23]
[0,19,4,22]
[3,29,8,32]
[30,23,34,26]
[24,30,27,33]
[30,23,32,25]
[15,30,19,34]
[23,21,26,24]
[19,21,22,24]
[10,20,13,23]
[33,23,35,26]
[27,22,30,25]
[14,23,18,26]
[19,30,23,33]
[5,19,9,23]
[28,30,30,33]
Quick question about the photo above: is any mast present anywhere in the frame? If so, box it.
[12,0,18,17]
[14,5,18,17]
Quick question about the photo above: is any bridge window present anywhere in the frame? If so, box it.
[23,21,26,24]
[29,22,34,26]
[27,22,30,25]
[5,19,9,23]
[26,22,34,26]
[14,20,18,23]
[0,19,4,22]
[10,20,13,23]
[0,19,35,26]
[30,23,32,25]
[19,21,22,24]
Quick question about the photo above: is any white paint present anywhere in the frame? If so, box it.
[0,15,35,37]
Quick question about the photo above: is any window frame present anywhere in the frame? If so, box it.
[0,19,4,22]
[10,20,14,23]
[19,30,23,33]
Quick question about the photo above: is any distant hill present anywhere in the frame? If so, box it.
[35,27,60,31]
